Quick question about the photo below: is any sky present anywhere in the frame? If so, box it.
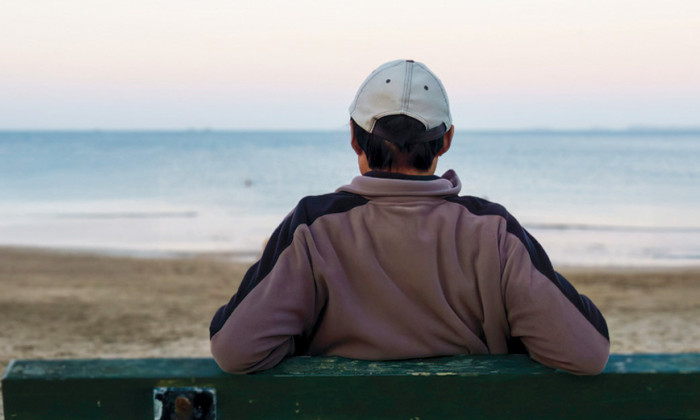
[1,0,699,130]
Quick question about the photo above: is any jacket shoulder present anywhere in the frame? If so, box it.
[292,191,369,227]
[445,195,510,218]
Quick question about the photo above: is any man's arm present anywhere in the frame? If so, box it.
[209,215,317,374]
[500,217,610,375]
[210,192,369,373]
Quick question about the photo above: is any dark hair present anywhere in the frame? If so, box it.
[351,115,444,171]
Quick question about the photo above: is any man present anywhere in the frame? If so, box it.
[210,59,610,375]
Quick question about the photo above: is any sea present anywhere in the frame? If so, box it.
[1,129,699,267]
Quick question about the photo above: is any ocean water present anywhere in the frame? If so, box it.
[1,130,699,267]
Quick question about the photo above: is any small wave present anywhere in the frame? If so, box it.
[648,251,700,261]
[54,211,198,219]
[525,223,700,233]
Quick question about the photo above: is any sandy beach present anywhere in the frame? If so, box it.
[1,246,699,416]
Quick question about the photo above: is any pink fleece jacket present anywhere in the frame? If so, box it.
[210,170,610,375]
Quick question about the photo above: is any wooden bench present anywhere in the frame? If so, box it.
[3,354,699,419]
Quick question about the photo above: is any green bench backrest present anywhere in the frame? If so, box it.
[3,354,699,419]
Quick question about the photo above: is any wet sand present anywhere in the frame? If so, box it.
[1,247,699,416]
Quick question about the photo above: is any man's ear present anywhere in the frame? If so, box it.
[350,122,364,156]
[437,125,454,157]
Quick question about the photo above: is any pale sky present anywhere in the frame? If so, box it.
[1,0,699,130]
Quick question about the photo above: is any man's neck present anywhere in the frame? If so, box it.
[356,150,439,176]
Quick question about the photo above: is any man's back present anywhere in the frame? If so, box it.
[210,170,609,374]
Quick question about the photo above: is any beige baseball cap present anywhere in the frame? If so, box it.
[349,59,452,142]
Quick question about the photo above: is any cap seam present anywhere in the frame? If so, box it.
[402,61,412,112]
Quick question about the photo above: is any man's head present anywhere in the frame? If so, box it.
[349,60,454,175]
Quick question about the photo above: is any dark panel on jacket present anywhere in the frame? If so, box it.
[209,192,369,338]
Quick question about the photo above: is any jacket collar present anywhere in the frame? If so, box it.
[337,169,462,197]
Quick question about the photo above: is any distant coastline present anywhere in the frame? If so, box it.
[464,127,700,136]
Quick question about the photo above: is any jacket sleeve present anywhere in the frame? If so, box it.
[499,216,610,375]
[209,215,317,374]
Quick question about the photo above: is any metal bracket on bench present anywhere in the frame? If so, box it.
[153,387,216,420]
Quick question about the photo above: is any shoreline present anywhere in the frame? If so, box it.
[0,245,262,263]
[1,246,699,418]
[4,244,700,270]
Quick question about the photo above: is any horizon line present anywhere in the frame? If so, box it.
[2,126,700,134]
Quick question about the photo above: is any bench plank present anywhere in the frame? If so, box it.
[3,354,699,419]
